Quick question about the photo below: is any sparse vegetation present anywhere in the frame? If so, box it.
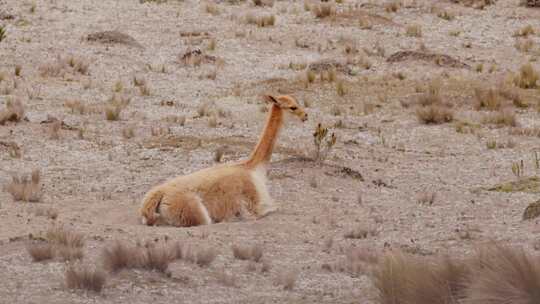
[313,123,337,161]
[232,244,263,262]
[4,169,42,202]
[65,264,106,293]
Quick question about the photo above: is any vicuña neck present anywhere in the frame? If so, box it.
[244,104,284,169]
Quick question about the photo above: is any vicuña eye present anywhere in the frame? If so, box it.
[290,106,297,110]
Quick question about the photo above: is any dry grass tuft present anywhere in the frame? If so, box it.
[195,246,218,267]
[27,243,54,262]
[57,245,84,261]
[232,244,264,262]
[473,87,504,111]
[415,80,453,124]
[514,24,536,37]
[514,63,539,89]
[102,241,138,272]
[4,169,42,202]
[102,241,183,273]
[252,0,273,6]
[373,251,469,304]
[406,24,422,37]
[39,55,89,78]
[0,97,25,125]
[481,109,517,127]
[46,226,84,248]
[33,206,58,219]
[465,244,540,304]
[246,13,276,27]
[277,268,298,290]
[344,225,377,239]
[65,264,106,293]
[416,105,454,124]
[311,3,336,18]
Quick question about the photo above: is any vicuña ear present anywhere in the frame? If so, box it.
[263,95,278,104]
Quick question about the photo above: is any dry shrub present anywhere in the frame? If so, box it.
[39,55,89,78]
[406,24,422,37]
[373,251,469,304]
[515,38,534,53]
[344,225,376,239]
[514,25,536,37]
[195,246,218,267]
[277,268,298,290]
[311,3,336,18]
[102,241,137,272]
[416,105,454,124]
[4,169,42,202]
[33,206,58,219]
[464,244,540,304]
[514,63,539,89]
[65,264,106,293]
[46,226,84,248]
[232,244,263,262]
[216,268,237,287]
[102,241,183,273]
[252,0,273,6]
[0,97,25,125]
[143,244,177,272]
[57,245,84,261]
[474,87,504,110]
[481,109,517,127]
[246,13,275,27]
[27,243,54,262]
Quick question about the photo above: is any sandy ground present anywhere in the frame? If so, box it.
[1,0,540,303]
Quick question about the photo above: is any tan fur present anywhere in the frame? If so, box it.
[139,95,307,227]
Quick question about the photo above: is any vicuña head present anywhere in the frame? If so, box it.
[139,94,307,227]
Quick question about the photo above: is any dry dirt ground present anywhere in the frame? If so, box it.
[1,0,540,303]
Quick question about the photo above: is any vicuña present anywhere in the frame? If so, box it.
[139,95,308,227]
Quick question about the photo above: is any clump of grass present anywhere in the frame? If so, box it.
[104,105,122,121]
[216,268,237,287]
[336,80,346,96]
[246,13,275,27]
[0,26,6,42]
[417,191,437,205]
[311,3,336,18]
[277,269,298,290]
[103,241,190,273]
[214,146,227,163]
[205,2,220,15]
[373,251,469,304]
[232,244,263,262]
[344,225,377,239]
[14,65,22,77]
[4,169,42,202]
[122,126,135,139]
[46,226,85,248]
[0,97,25,125]
[415,80,453,124]
[515,39,534,53]
[416,105,454,124]
[313,123,337,161]
[481,109,517,127]
[40,55,89,78]
[514,24,535,37]
[474,87,504,110]
[65,264,106,293]
[385,1,401,13]
[252,0,274,6]
[32,206,58,219]
[406,24,422,37]
[27,243,55,262]
[465,244,540,304]
[514,63,539,89]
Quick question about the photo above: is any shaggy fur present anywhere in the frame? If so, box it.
[139,95,307,227]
